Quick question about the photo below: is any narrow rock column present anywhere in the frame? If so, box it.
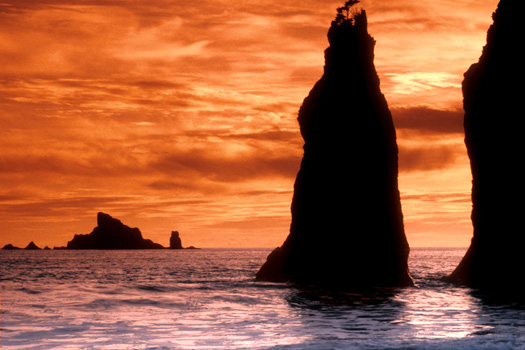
[447,0,525,292]
[257,9,412,288]
[170,231,183,249]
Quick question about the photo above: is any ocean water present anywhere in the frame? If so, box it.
[1,248,524,349]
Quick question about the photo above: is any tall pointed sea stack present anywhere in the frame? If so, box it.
[447,0,525,293]
[257,5,412,288]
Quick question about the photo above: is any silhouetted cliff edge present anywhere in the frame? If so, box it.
[446,0,525,294]
[256,8,412,289]
[67,212,164,249]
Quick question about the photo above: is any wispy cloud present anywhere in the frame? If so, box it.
[0,0,499,247]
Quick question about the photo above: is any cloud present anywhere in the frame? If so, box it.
[390,105,467,172]
[0,0,499,248]
[399,190,473,247]
[398,143,465,173]
[385,72,461,94]
[0,152,146,177]
[392,106,464,135]
[151,145,301,183]
[0,195,132,220]
[401,191,471,204]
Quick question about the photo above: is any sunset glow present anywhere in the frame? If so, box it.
[0,0,499,248]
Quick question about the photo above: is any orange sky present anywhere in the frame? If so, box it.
[0,0,499,248]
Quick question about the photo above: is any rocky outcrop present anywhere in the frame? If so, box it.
[2,242,41,250]
[446,0,525,292]
[169,231,183,249]
[25,241,41,250]
[67,212,164,249]
[2,244,21,250]
[256,7,412,288]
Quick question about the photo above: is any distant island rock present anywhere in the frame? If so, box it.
[446,0,525,294]
[1,242,42,250]
[256,4,413,289]
[2,244,21,250]
[168,230,199,249]
[67,212,165,249]
[2,214,196,251]
[170,231,183,249]
[25,241,41,250]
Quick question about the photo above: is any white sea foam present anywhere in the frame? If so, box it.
[1,248,524,349]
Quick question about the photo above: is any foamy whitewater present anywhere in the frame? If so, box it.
[1,248,524,349]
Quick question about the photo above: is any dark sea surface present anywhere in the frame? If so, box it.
[1,248,524,349]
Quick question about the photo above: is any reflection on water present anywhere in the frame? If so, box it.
[394,284,492,339]
[1,248,524,349]
[285,284,486,345]
[168,288,311,349]
[284,248,525,348]
[396,248,491,339]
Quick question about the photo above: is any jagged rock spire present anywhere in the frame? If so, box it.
[256,7,412,289]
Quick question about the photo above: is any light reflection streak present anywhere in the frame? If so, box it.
[286,249,498,345]
[169,299,312,349]
[390,249,495,339]
[393,286,494,339]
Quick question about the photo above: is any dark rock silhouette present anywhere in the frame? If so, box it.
[2,242,42,250]
[1,219,193,251]
[169,231,183,249]
[2,244,21,250]
[67,212,164,249]
[257,7,412,288]
[25,241,41,250]
[169,230,199,249]
[446,0,525,293]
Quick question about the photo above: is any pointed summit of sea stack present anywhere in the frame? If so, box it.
[25,241,41,250]
[256,4,412,289]
[446,0,525,295]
